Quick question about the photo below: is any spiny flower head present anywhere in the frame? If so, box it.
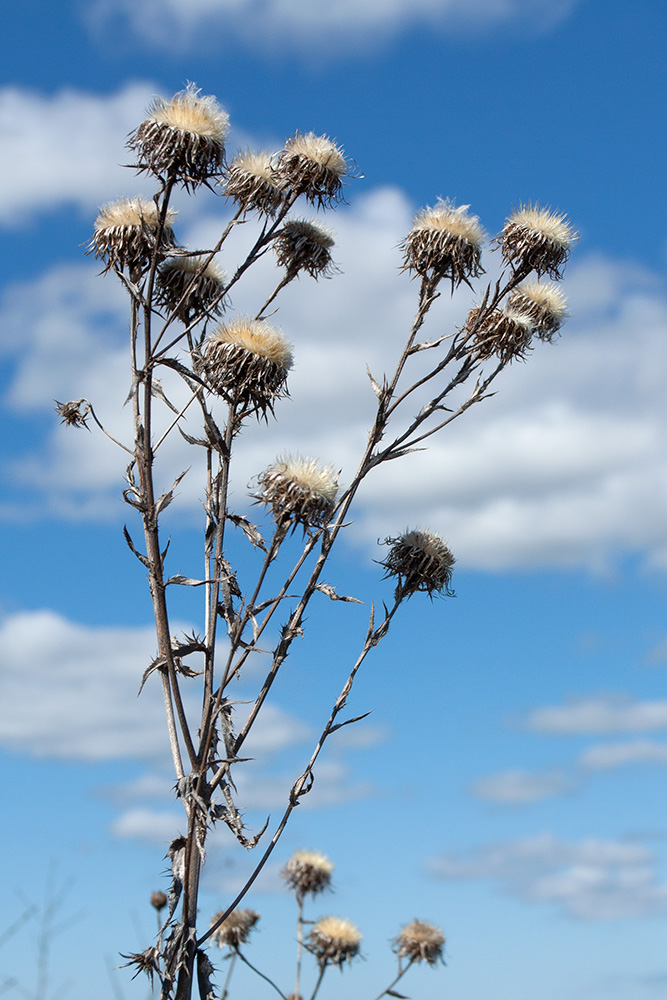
[401,200,485,289]
[393,919,445,965]
[281,850,335,897]
[307,916,361,967]
[256,457,339,531]
[155,254,226,324]
[210,908,260,948]
[507,280,568,341]
[89,197,176,275]
[276,132,351,206]
[464,305,534,363]
[499,204,577,278]
[381,529,455,600]
[223,150,285,215]
[201,317,293,415]
[274,219,336,278]
[129,84,229,187]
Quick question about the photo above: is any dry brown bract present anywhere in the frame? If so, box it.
[129,84,229,187]
[89,197,176,274]
[465,305,534,363]
[307,916,361,966]
[276,132,350,206]
[155,255,226,324]
[274,219,336,278]
[256,458,339,531]
[281,850,335,898]
[381,529,455,599]
[499,204,577,278]
[507,280,568,341]
[224,150,285,215]
[394,919,445,965]
[201,318,293,415]
[210,908,260,948]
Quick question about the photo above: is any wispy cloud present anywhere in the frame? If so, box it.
[580,740,667,770]
[429,833,667,919]
[526,695,667,735]
[470,768,573,804]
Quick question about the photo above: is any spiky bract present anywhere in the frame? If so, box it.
[276,132,349,206]
[129,84,229,187]
[393,919,445,965]
[508,280,568,341]
[274,220,336,278]
[381,529,455,600]
[464,305,534,363]
[307,916,361,967]
[256,457,338,531]
[401,200,485,288]
[210,908,259,948]
[499,204,577,278]
[224,150,285,214]
[155,255,226,324]
[89,197,176,274]
[201,318,293,414]
[281,850,335,897]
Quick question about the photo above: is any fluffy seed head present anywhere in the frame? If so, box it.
[129,84,229,187]
[307,917,361,967]
[89,197,176,274]
[394,920,445,965]
[224,150,285,214]
[401,200,485,288]
[155,255,226,324]
[381,529,455,600]
[282,850,335,897]
[256,457,339,531]
[508,280,568,341]
[201,318,293,414]
[277,132,350,206]
[210,908,259,948]
[274,219,336,277]
[499,204,577,277]
[464,305,534,363]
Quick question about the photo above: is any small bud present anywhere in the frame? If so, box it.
[307,916,361,967]
[274,220,336,278]
[401,199,485,289]
[498,204,577,278]
[150,891,168,911]
[88,197,176,275]
[129,84,229,187]
[507,280,568,341]
[200,318,293,416]
[276,132,351,207]
[155,255,226,324]
[256,458,339,533]
[394,919,445,965]
[281,850,335,897]
[464,305,534,363]
[223,150,285,215]
[381,529,455,600]
[210,908,260,948]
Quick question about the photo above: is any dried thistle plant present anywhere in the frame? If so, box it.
[63,83,575,1000]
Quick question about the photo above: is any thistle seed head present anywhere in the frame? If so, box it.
[499,204,577,278]
[381,529,455,600]
[55,398,91,428]
[89,197,176,275]
[150,890,168,911]
[201,318,293,415]
[507,280,568,341]
[210,908,260,948]
[256,457,339,531]
[281,850,335,897]
[307,916,361,967]
[155,255,226,324]
[393,919,445,965]
[223,150,286,215]
[401,200,485,288]
[274,219,336,278]
[129,84,229,187]
[464,305,534,363]
[276,132,350,207]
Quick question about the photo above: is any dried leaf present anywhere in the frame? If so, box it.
[196,950,217,1000]
[227,512,267,551]
[155,468,190,516]
[178,426,209,448]
[165,574,207,587]
[366,364,383,400]
[151,377,180,414]
[315,582,363,604]
[123,525,149,568]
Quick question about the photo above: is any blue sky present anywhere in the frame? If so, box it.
[1,1,666,998]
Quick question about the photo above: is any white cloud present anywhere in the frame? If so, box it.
[85,0,578,54]
[526,695,667,735]
[429,833,667,919]
[471,768,572,803]
[112,806,184,842]
[580,740,667,770]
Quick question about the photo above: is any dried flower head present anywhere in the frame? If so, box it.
[201,318,293,414]
[381,529,455,600]
[277,132,350,206]
[129,84,229,186]
[155,255,226,324]
[401,200,485,289]
[55,398,91,428]
[224,150,285,214]
[307,916,361,967]
[394,919,445,965]
[256,457,339,531]
[464,305,534,363]
[507,280,568,341]
[150,890,168,911]
[274,219,336,278]
[281,850,335,897]
[499,204,577,277]
[210,908,260,948]
[89,197,176,274]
